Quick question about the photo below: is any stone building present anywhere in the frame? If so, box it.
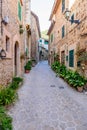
[48,0,87,77]
[0,0,31,85]
[39,38,48,61]
[31,11,41,62]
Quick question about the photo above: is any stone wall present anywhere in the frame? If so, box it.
[0,0,26,85]
[48,0,87,77]
[0,59,13,85]
[31,12,41,62]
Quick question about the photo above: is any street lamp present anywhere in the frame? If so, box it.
[0,49,6,59]
[64,8,80,24]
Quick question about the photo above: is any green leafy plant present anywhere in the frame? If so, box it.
[24,64,31,70]
[9,81,19,90]
[0,77,23,129]
[12,77,23,84]
[51,61,87,90]
[0,87,17,106]
[19,24,24,34]
[0,106,12,130]
[24,60,32,70]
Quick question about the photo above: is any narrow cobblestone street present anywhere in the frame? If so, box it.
[8,61,87,130]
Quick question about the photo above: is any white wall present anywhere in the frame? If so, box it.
[69,0,75,9]
[39,38,48,50]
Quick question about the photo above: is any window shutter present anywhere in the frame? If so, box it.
[44,41,48,44]
[62,0,65,12]
[69,50,74,67]
[66,55,68,61]
[26,48,28,56]
[51,34,53,43]
[62,26,65,38]
[18,1,22,21]
[71,14,74,24]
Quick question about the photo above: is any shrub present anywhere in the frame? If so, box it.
[0,106,12,130]
[9,77,23,90]
[24,64,31,70]
[27,60,32,66]
[51,61,87,88]
[0,85,4,90]
[9,81,19,90]
[0,77,23,129]
[12,77,23,84]
[0,87,17,106]
[24,60,32,70]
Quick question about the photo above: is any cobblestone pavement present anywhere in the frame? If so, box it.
[8,61,87,130]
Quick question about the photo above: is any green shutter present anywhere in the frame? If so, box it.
[66,55,68,61]
[51,34,53,43]
[18,1,22,21]
[62,0,65,12]
[44,41,48,44]
[26,48,28,56]
[71,14,74,24]
[62,26,65,38]
[69,50,74,67]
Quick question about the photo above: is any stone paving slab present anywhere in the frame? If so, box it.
[8,61,87,130]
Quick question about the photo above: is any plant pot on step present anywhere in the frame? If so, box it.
[24,62,31,74]
[77,86,83,92]
[25,70,30,73]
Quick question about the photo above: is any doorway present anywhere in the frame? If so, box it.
[14,42,20,76]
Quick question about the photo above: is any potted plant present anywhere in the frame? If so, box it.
[19,24,24,34]
[24,61,32,73]
[75,80,85,92]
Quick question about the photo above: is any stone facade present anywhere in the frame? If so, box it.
[48,0,87,77]
[31,11,41,62]
[39,38,48,61]
[0,0,31,85]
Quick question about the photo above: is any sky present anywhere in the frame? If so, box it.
[31,0,54,32]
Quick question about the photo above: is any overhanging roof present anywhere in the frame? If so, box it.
[49,0,61,20]
[47,21,55,35]
[31,11,41,37]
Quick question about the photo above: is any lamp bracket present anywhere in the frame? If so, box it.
[69,19,80,24]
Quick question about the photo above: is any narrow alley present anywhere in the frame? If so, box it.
[8,61,87,130]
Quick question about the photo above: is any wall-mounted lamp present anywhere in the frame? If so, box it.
[64,8,80,24]
[0,49,6,59]
[2,16,9,25]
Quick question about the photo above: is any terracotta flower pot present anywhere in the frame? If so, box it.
[25,70,30,73]
[77,86,83,92]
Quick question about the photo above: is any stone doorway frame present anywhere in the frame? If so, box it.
[14,41,20,76]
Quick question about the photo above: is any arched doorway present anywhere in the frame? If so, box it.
[14,42,20,76]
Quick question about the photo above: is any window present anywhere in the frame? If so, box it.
[44,40,48,44]
[66,55,68,61]
[50,34,53,43]
[25,48,28,56]
[18,1,22,21]
[69,50,74,67]
[62,0,65,12]
[62,25,65,38]
[71,14,74,24]
[6,36,10,52]
[39,39,42,42]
